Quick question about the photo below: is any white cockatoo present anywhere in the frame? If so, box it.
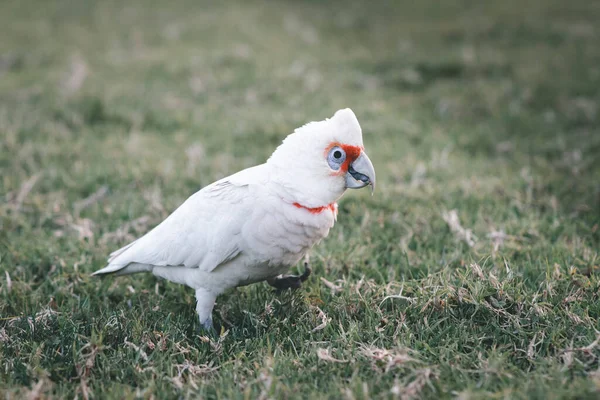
[93,108,376,330]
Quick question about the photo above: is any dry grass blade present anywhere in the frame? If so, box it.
[124,337,149,362]
[12,174,40,210]
[361,346,419,372]
[320,277,343,293]
[442,209,476,247]
[316,348,347,363]
[560,333,600,356]
[392,368,437,400]
[5,271,11,293]
[63,54,88,94]
[174,360,218,379]
[379,285,415,307]
[74,185,109,216]
[311,306,331,332]
[25,379,47,400]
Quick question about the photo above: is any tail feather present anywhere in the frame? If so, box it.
[92,262,153,276]
[92,239,144,276]
[108,239,138,263]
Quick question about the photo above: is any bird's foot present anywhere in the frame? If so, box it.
[268,261,311,291]
[196,316,218,337]
[201,317,213,331]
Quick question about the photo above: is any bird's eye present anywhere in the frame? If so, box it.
[327,146,346,170]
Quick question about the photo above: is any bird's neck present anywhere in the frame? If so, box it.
[292,202,338,215]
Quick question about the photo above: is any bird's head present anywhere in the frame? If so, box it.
[267,108,376,207]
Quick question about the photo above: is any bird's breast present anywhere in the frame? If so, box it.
[242,200,337,268]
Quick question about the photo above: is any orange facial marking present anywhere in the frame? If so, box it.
[293,202,338,215]
[325,142,363,175]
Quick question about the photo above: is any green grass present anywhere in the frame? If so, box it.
[1,0,600,398]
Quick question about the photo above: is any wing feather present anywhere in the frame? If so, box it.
[93,165,266,276]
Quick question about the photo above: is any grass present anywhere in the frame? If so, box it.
[1,0,600,398]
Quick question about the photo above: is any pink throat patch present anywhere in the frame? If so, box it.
[293,202,338,215]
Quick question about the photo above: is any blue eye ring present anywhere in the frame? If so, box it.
[327,146,346,170]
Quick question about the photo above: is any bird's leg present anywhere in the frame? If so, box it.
[268,255,312,291]
[195,288,217,332]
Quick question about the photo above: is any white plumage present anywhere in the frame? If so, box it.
[93,108,375,329]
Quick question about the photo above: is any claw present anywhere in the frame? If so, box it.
[268,261,312,291]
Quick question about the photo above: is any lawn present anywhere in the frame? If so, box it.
[1,0,600,398]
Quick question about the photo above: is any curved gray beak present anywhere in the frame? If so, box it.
[345,151,376,194]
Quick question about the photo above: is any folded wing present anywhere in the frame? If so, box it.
[93,166,264,276]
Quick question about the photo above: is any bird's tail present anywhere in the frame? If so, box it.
[92,262,153,277]
[92,239,147,276]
